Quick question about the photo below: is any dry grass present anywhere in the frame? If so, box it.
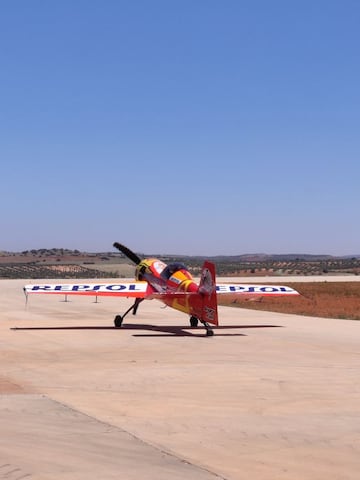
[229,282,360,320]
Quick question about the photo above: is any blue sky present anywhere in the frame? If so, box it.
[1,1,359,255]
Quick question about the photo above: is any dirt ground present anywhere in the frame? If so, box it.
[1,278,360,479]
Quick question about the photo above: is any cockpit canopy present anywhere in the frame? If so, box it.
[161,262,188,280]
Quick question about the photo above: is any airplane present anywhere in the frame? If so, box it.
[23,242,300,336]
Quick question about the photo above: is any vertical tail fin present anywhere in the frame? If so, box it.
[192,261,219,326]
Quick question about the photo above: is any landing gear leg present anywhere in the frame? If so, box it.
[114,298,144,328]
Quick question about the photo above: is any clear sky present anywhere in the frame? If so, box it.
[1,1,359,256]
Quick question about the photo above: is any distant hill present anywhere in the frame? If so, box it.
[156,253,359,262]
[1,249,359,262]
[197,253,335,262]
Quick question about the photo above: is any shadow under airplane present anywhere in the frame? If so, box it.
[11,323,282,338]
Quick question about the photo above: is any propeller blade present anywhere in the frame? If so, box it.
[113,242,142,265]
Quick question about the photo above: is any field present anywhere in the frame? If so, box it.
[231,282,360,320]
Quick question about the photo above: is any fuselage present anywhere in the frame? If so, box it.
[134,258,199,313]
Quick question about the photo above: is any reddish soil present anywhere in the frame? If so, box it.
[231,282,360,320]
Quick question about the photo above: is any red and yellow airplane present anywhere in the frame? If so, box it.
[24,242,300,336]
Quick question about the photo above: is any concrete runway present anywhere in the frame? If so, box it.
[1,278,360,479]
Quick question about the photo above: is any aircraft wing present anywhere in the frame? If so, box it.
[216,283,299,304]
[23,282,153,298]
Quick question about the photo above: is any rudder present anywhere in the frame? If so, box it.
[198,261,219,326]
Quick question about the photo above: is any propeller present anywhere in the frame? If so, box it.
[113,242,142,265]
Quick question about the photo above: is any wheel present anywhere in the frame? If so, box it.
[114,315,123,328]
[206,329,214,337]
[190,316,199,327]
